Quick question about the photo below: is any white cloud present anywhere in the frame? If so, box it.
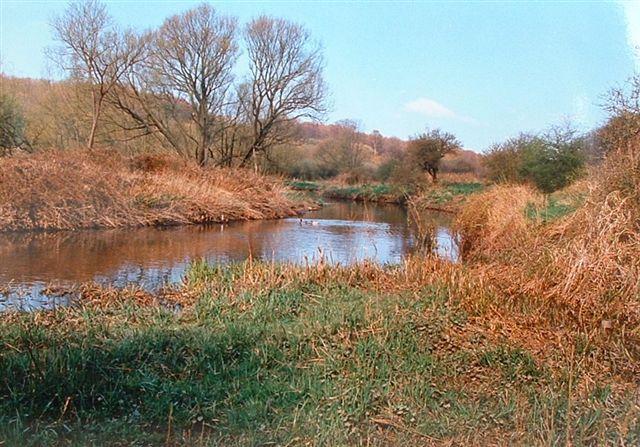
[405,97,457,118]
[404,97,477,124]
[620,0,640,69]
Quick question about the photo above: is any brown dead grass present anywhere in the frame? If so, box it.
[455,184,542,256]
[0,149,303,231]
[454,141,640,349]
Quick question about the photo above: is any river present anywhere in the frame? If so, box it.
[0,201,457,311]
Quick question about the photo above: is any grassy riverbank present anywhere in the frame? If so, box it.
[289,174,485,210]
[288,180,410,204]
[1,145,639,445]
[0,150,307,232]
[1,258,638,446]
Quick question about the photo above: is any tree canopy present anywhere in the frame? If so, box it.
[408,129,461,182]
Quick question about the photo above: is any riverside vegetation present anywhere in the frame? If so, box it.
[0,150,305,232]
[1,1,640,445]
[1,139,639,445]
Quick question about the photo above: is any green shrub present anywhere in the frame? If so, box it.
[0,93,26,152]
[484,128,586,193]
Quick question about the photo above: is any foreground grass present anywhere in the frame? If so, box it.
[1,261,637,446]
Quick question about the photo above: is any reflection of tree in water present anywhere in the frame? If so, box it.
[0,222,273,286]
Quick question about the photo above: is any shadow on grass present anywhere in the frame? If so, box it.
[1,321,310,443]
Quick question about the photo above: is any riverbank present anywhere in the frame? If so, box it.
[289,175,485,211]
[1,146,638,445]
[0,150,308,232]
[1,258,637,446]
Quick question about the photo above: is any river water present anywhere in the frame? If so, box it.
[0,201,457,311]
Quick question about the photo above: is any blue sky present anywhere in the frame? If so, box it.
[1,1,639,151]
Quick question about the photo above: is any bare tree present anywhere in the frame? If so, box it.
[110,4,238,165]
[155,4,238,165]
[50,0,145,149]
[318,120,371,179]
[240,16,326,168]
[370,129,383,155]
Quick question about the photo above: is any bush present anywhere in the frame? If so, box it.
[484,134,532,183]
[484,128,586,193]
[0,93,26,153]
[374,158,399,181]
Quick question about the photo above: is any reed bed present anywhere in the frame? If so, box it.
[454,141,640,347]
[0,150,303,231]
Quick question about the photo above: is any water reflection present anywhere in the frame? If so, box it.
[0,201,457,310]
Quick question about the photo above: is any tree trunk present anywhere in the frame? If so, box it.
[424,164,437,183]
[196,145,206,167]
[239,144,257,168]
[87,93,102,150]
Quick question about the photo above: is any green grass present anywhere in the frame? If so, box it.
[0,261,637,446]
[287,180,321,191]
[322,183,409,203]
[426,182,484,205]
[526,192,585,223]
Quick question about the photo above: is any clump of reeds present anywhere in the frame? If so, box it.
[454,139,640,332]
[0,149,303,231]
[454,184,542,259]
[538,142,640,326]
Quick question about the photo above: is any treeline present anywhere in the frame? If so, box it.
[1,70,483,182]
[2,1,326,168]
[272,113,628,194]
[268,121,483,183]
[1,0,638,196]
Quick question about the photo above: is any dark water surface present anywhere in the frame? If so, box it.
[0,202,457,311]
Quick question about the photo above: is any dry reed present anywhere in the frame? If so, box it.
[454,140,640,344]
[0,149,303,231]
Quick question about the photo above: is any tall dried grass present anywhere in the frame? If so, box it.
[455,184,542,258]
[541,144,640,326]
[455,141,640,335]
[0,150,302,231]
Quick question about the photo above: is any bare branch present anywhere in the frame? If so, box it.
[240,16,327,168]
